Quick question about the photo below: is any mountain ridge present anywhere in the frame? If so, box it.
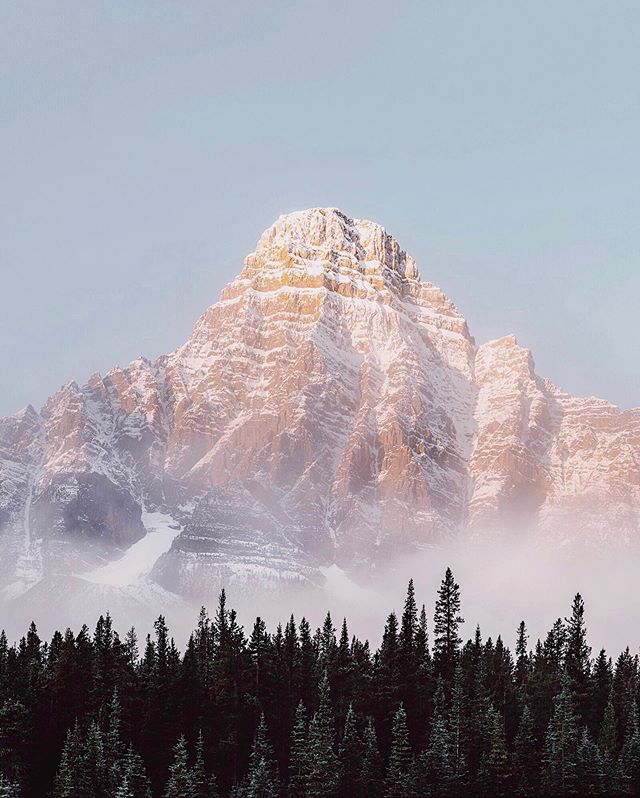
[1,208,639,602]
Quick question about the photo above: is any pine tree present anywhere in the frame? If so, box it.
[398,581,420,744]
[332,620,352,730]
[244,758,278,798]
[338,705,362,798]
[120,746,152,798]
[375,611,401,751]
[421,680,452,796]
[612,648,638,744]
[0,776,20,798]
[83,720,108,798]
[384,704,414,798]
[105,689,125,793]
[565,594,591,721]
[306,674,339,798]
[479,704,510,797]
[565,595,590,673]
[298,618,318,710]
[512,706,536,797]
[283,615,301,746]
[349,637,372,718]
[242,714,279,798]
[448,663,464,780]
[400,580,418,653]
[318,615,336,669]
[514,621,529,691]
[616,697,640,795]
[597,689,618,779]
[207,775,220,798]
[125,626,139,667]
[288,702,308,798]
[53,723,84,798]
[115,774,134,798]
[433,568,464,681]
[465,627,489,777]
[192,731,209,798]
[359,718,382,798]
[576,727,604,796]
[164,736,194,798]
[248,618,270,704]
[545,619,567,671]
[0,699,29,789]
[589,649,612,736]
[414,603,432,747]
[541,677,579,796]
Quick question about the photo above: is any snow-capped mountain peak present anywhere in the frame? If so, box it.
[1,209,638,602]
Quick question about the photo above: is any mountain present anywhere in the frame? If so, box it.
[1,208,639,604]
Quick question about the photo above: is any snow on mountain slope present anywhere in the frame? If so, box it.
[81,511,181,587]
[1,208,638,601]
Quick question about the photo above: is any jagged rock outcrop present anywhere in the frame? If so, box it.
[1,208,638,599]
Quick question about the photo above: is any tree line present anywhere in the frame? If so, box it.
[1,567,639,796]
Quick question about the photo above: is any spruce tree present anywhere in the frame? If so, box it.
[589,649,613,736]
[53,723,84,798]
[332,620,353,730]
[192,731,209,798]
[114,775,134,798]
[512,706,536,797]
[541,677,579,796]
[448,663,464,780]
[565,594,591,682]
[376,611,401,748]
[298,618,318,710]
[243,714,279,798]
[433,568,464,681]
[83,720,108,798]
[616,697,640,795]
[565,594,591,721]
[244,759,278,798]
[105,689,125,793]
[0,700,28,791]
[598,689,618,779]
[120,746,152,798]
[164,736,194,798]
[514,621,529,692]
[318,615,336,669]
[421,680,452,796]
[359,718,382,797]
[384,704,415,798]
[338,705,362,798]
[400,580,418,653]
[306,674,339,798]
[465,627,489,778]
[576,727,604,796]
[288,702,308,798]
[0,776,20,798]
[414,604,432,747]
[398,581,420,744]
[479,704,510,797]
[612,648,638,744]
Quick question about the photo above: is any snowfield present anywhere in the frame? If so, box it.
[81,511,181,588]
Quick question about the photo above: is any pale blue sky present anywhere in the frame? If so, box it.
[1,1,638,416]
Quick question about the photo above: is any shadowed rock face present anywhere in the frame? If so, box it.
[1,208,639,598]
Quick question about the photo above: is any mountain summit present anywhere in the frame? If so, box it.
[1,208,639,600]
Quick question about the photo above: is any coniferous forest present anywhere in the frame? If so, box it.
[1,569,639,797]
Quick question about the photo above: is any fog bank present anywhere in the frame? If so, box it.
[2,540,639,660]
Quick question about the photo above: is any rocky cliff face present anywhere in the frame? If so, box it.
[1,208,638,599]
